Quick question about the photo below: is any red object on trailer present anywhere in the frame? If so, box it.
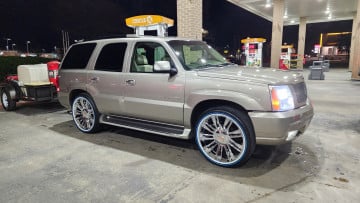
[5,75,18,81]
[47,61,60,92]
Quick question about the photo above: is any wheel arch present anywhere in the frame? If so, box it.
[190,99,250,131]
[69,89,89,105]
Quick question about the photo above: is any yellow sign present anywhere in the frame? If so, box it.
[281,45,294,49]
[241,38,266,44]
[126,15,174,27]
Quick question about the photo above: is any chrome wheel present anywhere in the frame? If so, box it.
[1,91,9,109]
[195,111,248,167]
[72,95,96,132]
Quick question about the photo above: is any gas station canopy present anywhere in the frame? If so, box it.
[227,0,357,25]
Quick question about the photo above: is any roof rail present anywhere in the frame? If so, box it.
[78,34,129,42]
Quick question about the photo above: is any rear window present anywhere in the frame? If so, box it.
[95,43,127,72]
[61,43,96,69]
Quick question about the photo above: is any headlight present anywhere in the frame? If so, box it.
[269,85,294,111]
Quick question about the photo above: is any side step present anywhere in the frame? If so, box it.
[100,115,191,139]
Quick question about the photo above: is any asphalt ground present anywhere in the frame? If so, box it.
[0,68,359,202]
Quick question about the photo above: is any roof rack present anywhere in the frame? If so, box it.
[125,15,174,37]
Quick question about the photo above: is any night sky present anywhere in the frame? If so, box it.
[0,0,353,54]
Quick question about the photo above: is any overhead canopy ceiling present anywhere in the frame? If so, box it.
[227,0,357,25]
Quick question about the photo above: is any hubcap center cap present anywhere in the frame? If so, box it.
[214,128,229,144]
[82,110,90,119]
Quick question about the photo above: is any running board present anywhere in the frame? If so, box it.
[100,115,191,139]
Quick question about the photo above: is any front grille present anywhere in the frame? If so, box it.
[291,82,307,107]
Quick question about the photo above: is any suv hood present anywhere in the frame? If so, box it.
[196,65,304,85]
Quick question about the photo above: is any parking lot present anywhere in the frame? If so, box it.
[0,69,359,202]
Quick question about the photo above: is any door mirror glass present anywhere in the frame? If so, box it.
[154,61,171,72]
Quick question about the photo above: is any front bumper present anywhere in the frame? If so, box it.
[249,103,314,145]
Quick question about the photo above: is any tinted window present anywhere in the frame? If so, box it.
[61,43,96,69]
[95,43,127,72]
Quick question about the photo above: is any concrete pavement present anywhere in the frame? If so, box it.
[0,68,359,202]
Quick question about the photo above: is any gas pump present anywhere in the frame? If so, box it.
[241,38,266,67]
[125,15,174,37]
[279,45,294,70]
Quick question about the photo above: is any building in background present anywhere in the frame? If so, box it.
[320,32,351,62]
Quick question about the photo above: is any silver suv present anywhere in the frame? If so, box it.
[58,36,313,167]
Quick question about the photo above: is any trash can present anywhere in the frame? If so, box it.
[323,60,330,72]
[308,66,325,80]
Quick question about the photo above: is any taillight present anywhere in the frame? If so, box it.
[48,70,54,78]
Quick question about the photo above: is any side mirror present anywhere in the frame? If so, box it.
[154,61,177,77]
[154,61,171,72]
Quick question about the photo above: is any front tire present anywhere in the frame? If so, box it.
[71,93,101,133]
[1,88,16,111]
[195,106,255,167]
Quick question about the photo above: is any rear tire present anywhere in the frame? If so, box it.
[71,93,101,133]
[1,88,16,111]
[195,106,255,167]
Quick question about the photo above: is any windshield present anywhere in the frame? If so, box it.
[168,40,228,70]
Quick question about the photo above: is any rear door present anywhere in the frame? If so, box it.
[87,42,128,114]
[58,43,97,108]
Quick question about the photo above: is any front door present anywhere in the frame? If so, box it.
[122,42,185,125]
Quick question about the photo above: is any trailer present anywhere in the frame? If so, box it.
[0,61,60,111]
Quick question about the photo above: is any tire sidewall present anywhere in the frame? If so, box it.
[195,107,254,167]
[1,88,16,111]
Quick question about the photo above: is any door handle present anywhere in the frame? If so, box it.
[126,79,136,86]
[90,77,99,81]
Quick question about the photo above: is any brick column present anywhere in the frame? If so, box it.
[349,12,357,74]
[270,0,285,68]
[297,17,307,69]
[177,0,203,40]
[350,0,360,80]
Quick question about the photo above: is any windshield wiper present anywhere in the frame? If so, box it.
[219,62,236,66]
[197,62,236,69]
[195,64,221,70]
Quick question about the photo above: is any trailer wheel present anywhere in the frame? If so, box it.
[1,88,16,111]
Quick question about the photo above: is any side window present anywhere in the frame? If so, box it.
[61,43,96,69]
[95,43,127,72]
[131,42,171,73]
